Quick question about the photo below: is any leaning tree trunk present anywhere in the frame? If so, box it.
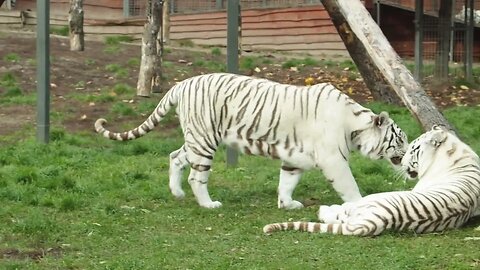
[321,0,455,132]
[68,0,84,51]
[434,0,453,82]
[137,0,163,97]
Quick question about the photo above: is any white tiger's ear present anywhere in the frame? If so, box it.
[428,130,447,148]
[373,111,391,128]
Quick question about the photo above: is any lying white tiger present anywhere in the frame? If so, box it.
[95,73,408,209]
[263,125,480,236]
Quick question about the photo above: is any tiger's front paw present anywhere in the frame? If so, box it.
[200,201,223,208]
[170,188,186,199]
[278,199,304,210]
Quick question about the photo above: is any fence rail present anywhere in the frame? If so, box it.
[169,0,319,14]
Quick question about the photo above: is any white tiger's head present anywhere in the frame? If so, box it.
[352,111,408,167]
[401,125,479,180]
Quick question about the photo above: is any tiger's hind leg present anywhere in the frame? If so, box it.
[169,145,188,199]
[277,163,304,209]
[187,157,222,208]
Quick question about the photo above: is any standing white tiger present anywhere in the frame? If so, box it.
[95,73,408,209]
[263,126,480,236]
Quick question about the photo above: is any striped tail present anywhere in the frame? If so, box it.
[94,90,177,141]
[263,222,351,235]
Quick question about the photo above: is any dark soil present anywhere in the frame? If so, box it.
[0,32,479,137]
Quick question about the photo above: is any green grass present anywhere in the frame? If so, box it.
[84,58,96,66]
[0,105,479,269]
[238,55,278,71]
[127,57,140,67]
[104,64,128,78]
[49,26,69,36]
[282,57,319,69]
[0,73,35,104]
[104,35,134,45]
[192,59,226,72]
[177,39,195,47]
[110,102,136,116]
[68,83,135,104]
[3,52,21,63]
[211,47,222,56]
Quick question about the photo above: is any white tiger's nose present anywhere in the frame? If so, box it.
[407,168,418,179]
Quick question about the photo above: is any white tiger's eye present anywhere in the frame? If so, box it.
[390,156,402,165]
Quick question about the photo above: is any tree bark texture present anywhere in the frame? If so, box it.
[321,0,455,132]
[434,0,453,81]
[68,0,84,51]
[137,0,163,97]
[162,0,170,44]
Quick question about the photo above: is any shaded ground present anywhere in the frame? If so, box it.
[0,31,479,137]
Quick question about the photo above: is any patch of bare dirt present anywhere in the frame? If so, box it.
[0,246,63,261]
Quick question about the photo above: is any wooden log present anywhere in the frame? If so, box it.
[321,0,454,132]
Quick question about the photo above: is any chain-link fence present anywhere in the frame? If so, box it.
[380,0,479,78]
[125,0,148,17]
[169,0,318,14]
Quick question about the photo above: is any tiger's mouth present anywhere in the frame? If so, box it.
[389,156,402,165]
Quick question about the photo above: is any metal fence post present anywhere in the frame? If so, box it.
[226,0,239,166]
[465,0,474,81]
[37,0,50,143]
[123,0,129,17]
[414,0,424,81]
[170,0,175,13]
[216,0,223,9]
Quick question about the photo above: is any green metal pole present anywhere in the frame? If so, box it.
[36,0,50,143]
[226,0,239,166]
[216,0,223,9]
[414,0,424,81]
[466,0,474,81]
[123,0,129,17]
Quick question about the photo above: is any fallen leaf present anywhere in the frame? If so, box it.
[460,85,469,90]
[304,77,315,86]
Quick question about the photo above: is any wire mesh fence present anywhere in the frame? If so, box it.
[126,0,478,80]
[126,0,148,17]
[381,0,479,78]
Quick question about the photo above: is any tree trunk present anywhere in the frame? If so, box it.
[321,0,455,132]
[162,0,170,44]
[68,0,84,51]
[137,0,163,97]
[434,0,453,82]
